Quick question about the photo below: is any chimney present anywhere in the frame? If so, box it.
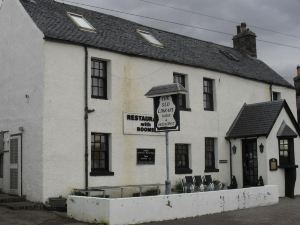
[294,66,300,123]
[233,23,257,58]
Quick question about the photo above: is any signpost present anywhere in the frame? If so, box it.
[145,83,187,194]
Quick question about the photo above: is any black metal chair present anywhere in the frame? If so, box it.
[194,176,203,191]
[203,175,214,191]
[183,176,194,193]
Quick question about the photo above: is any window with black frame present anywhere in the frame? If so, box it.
[91,59,107,99]
[175,144,191,174]
[205,138,218,172]
[173,73,187,110]
[91,133,113,176]
[203,78,214,111]
[0,154,3,178]
[279,139,293,166]
[0,133,3,178]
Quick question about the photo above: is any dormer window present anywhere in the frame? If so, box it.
[68,12,95,32]
[137,29,163,47]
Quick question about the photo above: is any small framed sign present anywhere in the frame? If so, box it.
[153,95,180,132]
[269,158,278,171]
[137,149,155,165]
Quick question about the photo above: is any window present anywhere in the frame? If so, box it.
[137,29,163,47]
[173,73,187,110]
[205,138,218,172]
[0,154,3,178]
[272,92,281,101]
[91,133,113,176]
[91,59,107,99]
[203,78,214,111]
[279,139,294,166]
[68,12,95,31]
[175,144,192,174]
[0,133,4,178]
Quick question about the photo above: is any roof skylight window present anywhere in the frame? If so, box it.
[68,12,95,32]
[137,29,163,47]
[219,50,240,62]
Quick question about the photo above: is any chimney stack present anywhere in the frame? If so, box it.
[233,23,257,58]
[293,66,300,123]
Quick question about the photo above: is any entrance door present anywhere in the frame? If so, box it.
[242,139,258,187]
[9,135,21,196]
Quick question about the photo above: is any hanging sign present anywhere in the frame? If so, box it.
[154,95,180,132]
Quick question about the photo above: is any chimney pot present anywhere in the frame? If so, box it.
[297,65,300,77]
[240,22,247,32]
[237,25,241,34]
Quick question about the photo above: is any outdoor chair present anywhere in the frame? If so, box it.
[194,176,204,192]
[183,176,195,193]
[203,175,214,191]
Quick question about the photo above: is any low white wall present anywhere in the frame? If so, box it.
[68,185,279,225]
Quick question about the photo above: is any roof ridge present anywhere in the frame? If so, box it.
[245,99,284,107]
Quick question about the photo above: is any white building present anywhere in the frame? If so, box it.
[0,0,299,203]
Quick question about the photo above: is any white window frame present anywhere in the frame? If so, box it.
[137,29,163,48]
[67,12,96,32]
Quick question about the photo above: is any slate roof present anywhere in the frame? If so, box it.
[19,0,294,89]
[277,121,298,137]
[226,100,300,138]
[145,83,187,97]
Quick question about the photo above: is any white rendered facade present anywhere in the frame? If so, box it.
[0,0,299,202]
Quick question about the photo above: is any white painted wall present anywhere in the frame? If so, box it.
[68,185,279,225]
[40,40,297,202]
[0,0,45,201]
[266,109,300,196]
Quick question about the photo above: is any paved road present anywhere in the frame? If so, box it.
[140,197,300,225]
[0,197,300,225]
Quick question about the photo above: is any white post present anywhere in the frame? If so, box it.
[165,131,171,194]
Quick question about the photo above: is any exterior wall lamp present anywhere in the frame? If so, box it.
[259,143,264,153]
[232,145,237,154]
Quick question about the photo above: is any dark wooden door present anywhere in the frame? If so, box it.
[242,139,258,187]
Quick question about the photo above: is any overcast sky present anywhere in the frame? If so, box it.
[59,0,300,84]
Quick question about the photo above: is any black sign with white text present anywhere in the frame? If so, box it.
[137,149,155,165]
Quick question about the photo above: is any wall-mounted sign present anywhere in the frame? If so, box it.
[137,149,155,165]
[269,158,278,171]
[219,160,228,164]
[154,95,180,132]
[123,113,163,136]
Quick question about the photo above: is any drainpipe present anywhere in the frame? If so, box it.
[84,46,89,191]
[269,84,273,101]
[229,140,233,184]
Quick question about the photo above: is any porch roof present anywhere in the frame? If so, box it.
[226,100,300,139]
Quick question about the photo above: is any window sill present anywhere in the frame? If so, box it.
[204,109,215,112]
[204,168,219,173]
[90,171,114,176]
[180,108,191,112]
[91,96,108,100]
[175,168,193,174]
